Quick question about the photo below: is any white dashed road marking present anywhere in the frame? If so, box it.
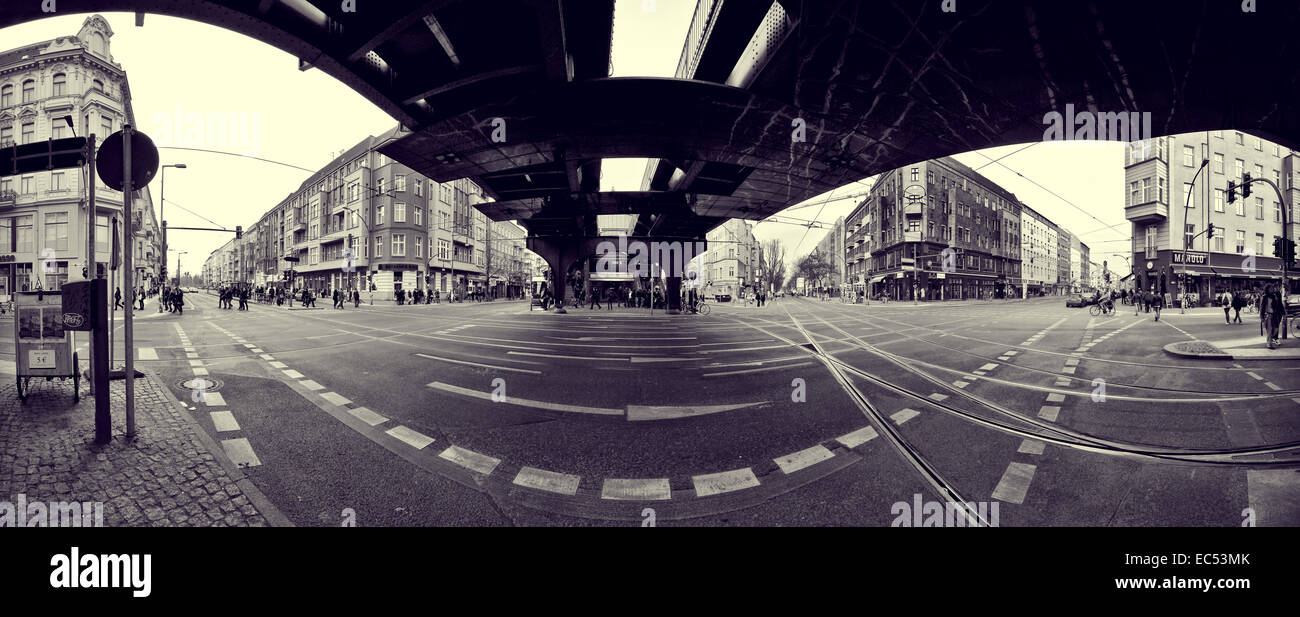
[221,438,262,468]
[438,445,501,476]
[210,411,240,432]
[991,462,1037,504]
[385,425,435,450]
[692,468,760,497]
[138,347,157,360]
[347,407,388,427]
[513,467,581,495]
[837,426,878,448]
[774,445,835,474]
[602,478,672,501]
[891,408,920,424]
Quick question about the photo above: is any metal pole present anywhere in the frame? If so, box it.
[87,134,110,444]
[122,125,136,438]
[158,168,164,311]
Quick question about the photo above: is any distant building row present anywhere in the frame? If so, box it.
[201,126,543,302]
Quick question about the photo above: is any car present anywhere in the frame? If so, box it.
[713,294,732,303]
[1065,294,1098,308]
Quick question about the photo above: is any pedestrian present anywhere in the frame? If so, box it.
[174,288,185,315]
[239,287,249,311]
[589,285,602,310]
[1261,284,1286,349]
[1151,287,1163,321]
[114,288,123,309]
[137,286,146,311]
[352,288,360,308]
[1221,289,1232,324]
[1231,290,1245,324]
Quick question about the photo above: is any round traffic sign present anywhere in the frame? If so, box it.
[96,129,160,191]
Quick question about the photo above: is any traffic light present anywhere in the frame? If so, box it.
[235,225,243,239]
[1207,223,1215,239]
[1274,235,1284,258]
[1242,173,1252,198]
[1227,180,1237,204]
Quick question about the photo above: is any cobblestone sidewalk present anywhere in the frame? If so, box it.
[0,370,288,527]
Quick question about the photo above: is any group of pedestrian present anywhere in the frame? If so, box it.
[217,285,249,310]
[331,288,361,308]
[158,286,184,314]
[1219,285,1289,349]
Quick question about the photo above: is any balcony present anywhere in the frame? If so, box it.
[0,189,16,207]
[1124,201,1168,223]
[903,202,923,217]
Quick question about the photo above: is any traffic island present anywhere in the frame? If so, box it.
[1163,340,1232,360]
[1164,338,1300,360]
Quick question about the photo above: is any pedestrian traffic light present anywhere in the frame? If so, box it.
[1242,173,1252,198]
[1226,181,1236,204]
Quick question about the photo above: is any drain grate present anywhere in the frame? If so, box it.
[177,377,222,391]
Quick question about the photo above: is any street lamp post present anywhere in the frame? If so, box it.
[1181,158,1209,314]
[159,163,186,311]
[174,250,187,289]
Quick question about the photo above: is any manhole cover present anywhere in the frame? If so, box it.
[178,377,222,391]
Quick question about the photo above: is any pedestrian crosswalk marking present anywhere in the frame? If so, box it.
[138,347,157,360]
[282,369,304,379]
[191,367,209,376]
[1045,393,1066,403]
[1038,406,1060,421]
[927,393,948,402]
[979,363,998,371]
[300,380,324,391]
[202,392,226,407]
[268,361,288,369]
[188,359,204,367]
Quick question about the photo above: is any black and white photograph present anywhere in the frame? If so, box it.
[0,0,1297,601]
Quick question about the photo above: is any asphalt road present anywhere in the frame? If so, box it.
[53,292,1300,527]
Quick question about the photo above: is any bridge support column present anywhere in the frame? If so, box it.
[528,236,582,314]
[665,274,683,315]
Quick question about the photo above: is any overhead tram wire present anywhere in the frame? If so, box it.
[967,148,1129,240]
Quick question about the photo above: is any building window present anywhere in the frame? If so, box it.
[1234,197,1244,217]
[52,172,66,191]
[52,73,66,96]
[376,177,385,196]
[20,176,33,194]
[1234,158,1244,180]
[0,218,9,252]
[1213,153,1223,174]
[21,122,33,144]
[1213,189,1224,212]
[415,236,423,258]
[1183,182,1195,208]
[438,239,450,260]
[374,235,382,258]
[43,212,69,251]
[414,207,422,227]
[16,215,33,253]
[1142,178,1153,203]
[910,167,919,182]
[95,215,108,253]
[1182,145,1194,167]
[0,85,11,107]
[392,234,405,257]
[101,117,111,137]
[1276,201,1283,223]
[1255,197,1264,219]
[21,80,34,104]
[1184,224,1195,250]
[1214,232,1224,252]
[395,175,406,192]
[1157,177,1165,203]
[376,205,385,225]
[1145,225,1157,258]
[1129,181,1141,205]
[1255,233,1264,255]
[0,126,10,145]
[1235,230,1245,253]
[1234,132,1244,145]
[394,202,406,223]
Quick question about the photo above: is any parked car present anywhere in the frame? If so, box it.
[1065,294,1097,308]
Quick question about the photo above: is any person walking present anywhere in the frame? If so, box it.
[174,288,185,315]
[1220,289,1232,324]
[352,288,360,308]
[1231,289,1245,324]
[1261,284,1286,349]
[239,287,249,311]
[1151,287,1163,321]
[588,284,602,310]
[137,286,145,311]
[114,288,123,310]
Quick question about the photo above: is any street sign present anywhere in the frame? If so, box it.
[284,256,301,263]
[96,130,159,191]
[0,137,87,174]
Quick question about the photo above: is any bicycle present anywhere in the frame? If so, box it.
[1089,301,1116,317]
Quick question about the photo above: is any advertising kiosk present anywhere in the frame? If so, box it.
[13,290,80,402]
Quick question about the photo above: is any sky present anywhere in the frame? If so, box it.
[0,1,1131,277]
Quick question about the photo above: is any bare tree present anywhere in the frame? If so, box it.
[761,239,787,294]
